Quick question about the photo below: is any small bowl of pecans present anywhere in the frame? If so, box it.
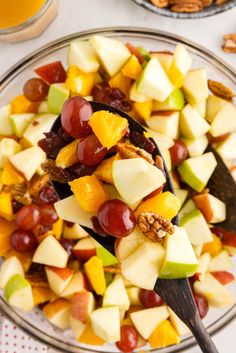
[132,0,236,18]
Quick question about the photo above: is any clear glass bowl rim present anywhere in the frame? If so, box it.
[0,26,236,353]
[0,0,54,35]
[131,0,236,19]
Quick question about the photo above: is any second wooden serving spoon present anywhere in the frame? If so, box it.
[50,101,236,353]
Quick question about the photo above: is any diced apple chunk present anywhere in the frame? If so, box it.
[182,68,208,104]
[182,135,208,157]
[216,133,236,159]
[208,250,233,272]
[168,308,190,336]
[209,102,236,137]
[196,253,211,281]
[0,256,24,288]
[103,277,130,311]
[146,112,179,139]
[68,40,99,73]
[180,104,210,139]
[90,306,120,342]
[193,193,226,224]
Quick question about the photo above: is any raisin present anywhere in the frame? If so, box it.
[130,131,156,154]
[38,132,67,160]
[57,127,74,143]
[66,162,96,181]
[41,159,71,183]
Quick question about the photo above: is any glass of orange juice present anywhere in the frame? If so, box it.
[0,0,58,43]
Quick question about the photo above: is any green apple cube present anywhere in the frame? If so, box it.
[9,113,35,137]
[180,104,210,139]
[179,199,196,219]
[68,40,100,73]
[23,113,58,146]
[159,226,198,279]
[153,88,185,111]
[182,134,208,157]
[0,256,24,288]
[147,130,174,150]
[90,35,130,77]
[4,274,34,312]
[180,209,213,246]
[175,189,188,207]
[137,57,174,102]
[47,84,70,114]
[191,100,206,117]
[9,146,45,181]
[217,133,236,159]
[209,102,236,137]
[129,82,152,103]
[96,245,118,267]
[0,104,12,135]
[183,68,208,104]
[206,95,227,123]
[0,138,22,168]
[146,112,179,139]
[90,306,120,342]
[194,273,234,308]
[177,152,217,192]
[168,44,193,87]
[112,158,166,205]
[103,277,130,311]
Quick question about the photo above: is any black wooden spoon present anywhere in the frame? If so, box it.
[50,101,232,353]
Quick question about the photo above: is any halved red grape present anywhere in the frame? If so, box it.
[97,199,136,238]
[139,289,164,308]
[116,326,138,353]
[193,292,209,319]
[92,216,110,237]
[35,61,67,84]
[77,134,107,166]
[61,96,93,139]
[169,140,188,167]
[16,204,41,231]
[10,230,37,253]
[39,186,58,204]
[23,78,49,102]
[40,204,58,225]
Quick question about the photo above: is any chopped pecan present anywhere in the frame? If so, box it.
[215,0,229,4]
[150,0,169,7]
[103,266,121,274]
[116,142,154,164]
[28,174,50,197]
[170,0,203,12]
[222,34,236,54]
[137,212,175,242]
[201,0,213,7]
[155,155,164,169]
[41,159,71,183]
[208,79,235,101]
[10,183,32,205]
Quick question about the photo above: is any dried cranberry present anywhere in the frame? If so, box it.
[39,186,58,204]
[57,127,74,143]
[130,131,156,154]
[92,84,130,112]
[66,162,96,181]
[38,132,67,160]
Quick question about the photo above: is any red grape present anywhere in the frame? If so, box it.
[116,326,138,353]
[35,61,67,84]
[139,289,164,308]
[97,199,136,238]
[39,186,58,204]
[61,96,93,139]
[16,204,41,231]
[92,216,110,237]
[169,140,188,167]
[40,204,58,225]
[193,292,209,319]
[10,230,37,253]
[77,134,107,166]
[23,78,49,102]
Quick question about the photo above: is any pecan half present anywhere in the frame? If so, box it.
[170,0,203,11]
[208,79,235,101]
[9,183,32,205]
[28,174,50,197]
[41,159,71,183]
[150,0,169,7]
[155,155,164,170]
[137,212,175,242]
[116,142,154,164]
[215,0,229,5]
[222,34,236,54]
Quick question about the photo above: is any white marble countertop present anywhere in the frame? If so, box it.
[0,0,235,352]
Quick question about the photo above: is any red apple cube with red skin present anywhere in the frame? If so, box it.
[72,237,97,262]
[45,266,74,296]
[35,61,67,84]
[61,272,88,298]
[211,271,235,285]
[71,291,95,324]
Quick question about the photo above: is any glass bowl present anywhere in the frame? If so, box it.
[0,27,236,353]
[131,0,236,19]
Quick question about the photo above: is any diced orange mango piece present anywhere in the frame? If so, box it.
[0,218,17,256]
[52,218,64,239]
[4,250,33,272]
[133,101,153,121]
[89,110,128,149]
[2,161,25,185]
[108,72,132,95]
[148,320,180,348]
[69,175,108,213]
[65,65,94,96]
[55,139,79,169]
[32,286,53,306]
[43,298,71,319]
[0,192,13,221]
[79,323,105,345]
[202,233,222,257]
[135,191,181,220]
[94,154,120,184]
[11,95,39,114]
[121,55,142,80]
[84,256,106,295]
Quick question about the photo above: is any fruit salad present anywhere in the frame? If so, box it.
[0,35,236,351]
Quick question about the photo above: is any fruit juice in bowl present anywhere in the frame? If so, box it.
[0,28,236,353]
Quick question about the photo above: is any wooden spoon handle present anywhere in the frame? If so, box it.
[189,315,219,353]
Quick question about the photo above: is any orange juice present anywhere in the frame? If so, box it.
[0,0,46,29]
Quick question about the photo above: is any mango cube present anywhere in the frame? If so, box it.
[108,72,132,95]
[2,161,25,185]
[84,256,106,295]
[11,95,39,114]
[79,323,105,345]
[148,320,180,348]
[0,192,13,221]
[65,65,94,96]
[121,55,142,80]
[202,233,222,257]
[133,101,153,121]
[56,139,79,169]
[94,154,120,184]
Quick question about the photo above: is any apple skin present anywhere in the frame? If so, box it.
[96,245,118,267]
[71,291,95,323]
[43,298,71,329]
[72,237,97,262]
[4,274,34,312]
[61,272,88,298]
[9,113,34,138]
[47,84,70,114]
[153,88,184,111]
[211,271,235,285]
[0,256,24,289]
[193,193,226,224]
[45,266,74,296]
